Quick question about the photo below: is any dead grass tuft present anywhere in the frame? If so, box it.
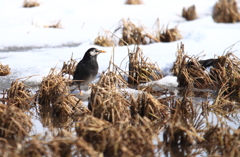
[125,0,143,5]
[38,69,69,106]
[0,63,10,76]
[172,43,216,88]
[0,103,32,142]
[182,5,197,21]
[94,29,116,47]
[61,53,77,77]
[160,27,182,42]
[173,43,240,100]
[128,46,163,85]
[130,92,170,122]
[172,42,186,76]
[75,115,158,157]
[6,79,34,110]
[209,53,240,101]
[212,0,240,23]
[37,68,89,117]
[164,89,205,146]
[89,71,131,123]
[23,0,40,8]
[97,18,182,46]
[118,18,159,46]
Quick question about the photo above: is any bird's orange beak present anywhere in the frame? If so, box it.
[99,50,106,53]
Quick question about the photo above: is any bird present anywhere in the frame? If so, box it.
[72,48,106,91]
[187,58,219,69]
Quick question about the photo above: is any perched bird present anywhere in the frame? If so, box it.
[187,58,219,69]
[73,48,106,90]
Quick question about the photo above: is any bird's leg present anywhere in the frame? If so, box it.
[78,84,83,95]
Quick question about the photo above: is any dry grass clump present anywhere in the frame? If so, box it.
[182,5,197,21]
[125,0,143,5]
[118,18,159,46]
[160,27,182,42]
[209,53,240,100]
[75,115,158,157]
[38,68,89,117]
[209,77,240,116]
[23,0,40,8]
[173,43,240,100]
[89,71,131,123]
[6,79,34,110]
[96,18,182,46]
[94,29,116,47]
[130,92,170,122]
[0,63,10,76]
[172,42,186,76]
[128,46,163,86]
[172,43,215,88]
[0,103,32,142]
[51,94,88,117]
[61,53,77,77]
[38,69,69,106]
[179,57,215,88]
[164,90,205,146]
[212,0,240,23]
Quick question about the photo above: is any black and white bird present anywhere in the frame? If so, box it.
[72,48,106,90]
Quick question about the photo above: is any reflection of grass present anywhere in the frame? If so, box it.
[0,46,239,157]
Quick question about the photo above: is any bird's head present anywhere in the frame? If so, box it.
[82,48,106,60]
[88,48,106,57]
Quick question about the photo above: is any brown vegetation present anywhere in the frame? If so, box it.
[38,68,90,117]
[75,115,159,157]
[0,45,239,156]
[23,0,40,8]
[61,53,77,77]
[94,29,116,47]
[182,5,197,21]
[160,27,182,42]
[0,103,32,142]
[212,0,240,23]
[128,46,163,85]
[6,79,34,110]
[125,0,143,5]
[0,63,10,76]
[94,18,182,47]
[118,18,158,46]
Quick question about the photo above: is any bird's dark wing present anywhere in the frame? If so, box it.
[73,60,91,82]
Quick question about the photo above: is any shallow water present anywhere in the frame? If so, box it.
[1,76,239,157]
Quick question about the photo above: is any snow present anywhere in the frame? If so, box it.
[0,0,239,84]
[0,0,239,85]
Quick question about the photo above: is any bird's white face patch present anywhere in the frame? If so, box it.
[90,49,98,56]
